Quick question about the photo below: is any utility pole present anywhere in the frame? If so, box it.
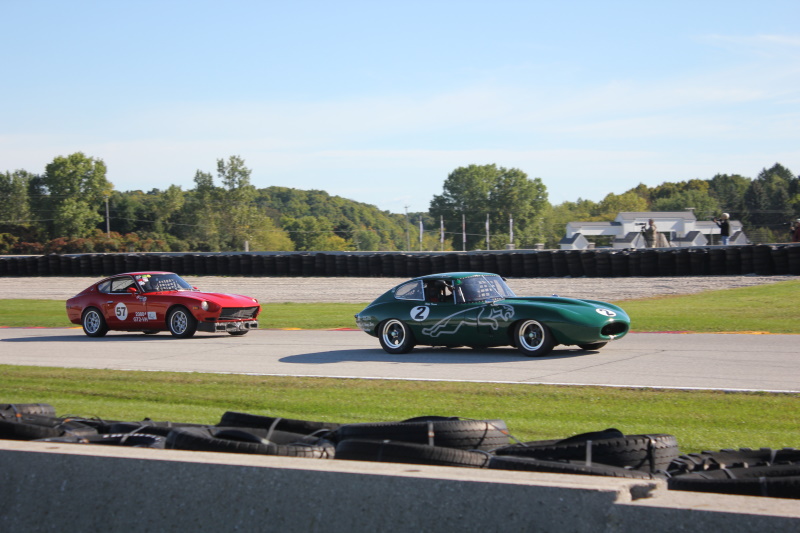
[404,205,411,251]
[104,196,111,238]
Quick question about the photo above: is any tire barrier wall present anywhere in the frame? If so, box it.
[2,244,800,278]
[2,403,799,531]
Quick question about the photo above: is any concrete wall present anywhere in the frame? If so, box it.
[1,441,798,532]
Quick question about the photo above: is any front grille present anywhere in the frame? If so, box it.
[219,306,259,320]
[602,322,628,336]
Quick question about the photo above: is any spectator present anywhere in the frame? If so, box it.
[714,213,731,246]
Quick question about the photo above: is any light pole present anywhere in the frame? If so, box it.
[104,196,111,238]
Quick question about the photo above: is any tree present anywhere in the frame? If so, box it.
[430,164,549,250]
[217,155,259,250]
[707,173,749,218]
[147,185,185,234]
[652,189,719,220]
[0,170,32,225]
[282,216,351,251]
[595,192,650,220]
[43,153,112,238]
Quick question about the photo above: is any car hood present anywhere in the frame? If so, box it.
[506,296,626,317]
[151,291,259,306]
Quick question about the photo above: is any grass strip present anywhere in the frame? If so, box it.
[1,365,797,454]
[2,280,799,333]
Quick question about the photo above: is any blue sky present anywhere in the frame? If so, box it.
[2,1,799,213]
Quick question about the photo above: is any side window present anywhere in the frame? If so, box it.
[109,277,136,294]
[97,281,111,293]
[394,281,424,301]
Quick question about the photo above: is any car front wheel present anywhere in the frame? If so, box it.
[514,319,554,357]
[378,319,416,354]
[82,308,109,337]
[167,307,198,338]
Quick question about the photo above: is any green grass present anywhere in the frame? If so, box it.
[622,280,800,334]
[3,279,800,333]
[1,365,797,454]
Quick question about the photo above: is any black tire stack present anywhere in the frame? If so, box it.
[4,401,799,499]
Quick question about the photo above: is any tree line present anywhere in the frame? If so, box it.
[1,152,798,254]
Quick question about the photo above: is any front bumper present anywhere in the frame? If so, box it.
[197,320,258,333]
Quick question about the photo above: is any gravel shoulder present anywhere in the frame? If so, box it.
[1,275,797,303]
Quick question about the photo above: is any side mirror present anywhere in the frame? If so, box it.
[127,286,138,294]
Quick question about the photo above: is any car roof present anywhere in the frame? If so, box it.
[95,271,175,283]
[411,272,498,281]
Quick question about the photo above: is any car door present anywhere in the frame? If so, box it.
[404,278,482,346]
[101,276,149,330]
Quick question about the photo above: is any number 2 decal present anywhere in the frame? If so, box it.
[410,306,430,321]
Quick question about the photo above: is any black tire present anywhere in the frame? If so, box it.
[514,319,554,357]
[329,419,510,451]
[667,447,800,476]
[82,307,108,337]
[494,431,679,473]
[165,426,334,458]
[378,319,416,354]
[668,464,800,499]
[35,433,167,449]
[335,439,492,468]
[578,342,607,351]
[218,411,341,436]
[167,306,198,338]
[0,403,56,418]
[0,415,98,441]
[488,455,659,479]
[108,420,210,437]
[228,330,248,336]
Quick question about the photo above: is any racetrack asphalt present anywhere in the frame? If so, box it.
[1,327,798,393]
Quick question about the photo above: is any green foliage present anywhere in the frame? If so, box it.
[430,164,548,250]
[3,153,799,252]
[43,153,112,238]
[0,170,32,225]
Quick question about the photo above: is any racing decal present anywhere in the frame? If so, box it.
[422,304,515,337]
[596,308,617,317]
[115,302,128,321]
[410,306,430,322]
[133,311,158,322]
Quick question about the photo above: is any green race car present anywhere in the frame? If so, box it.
[355,272,630,357]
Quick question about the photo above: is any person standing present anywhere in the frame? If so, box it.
[642,219,657,248]
[714,213,731,245]
[792,219,800,243]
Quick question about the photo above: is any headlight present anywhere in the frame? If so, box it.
[200,301,209,311]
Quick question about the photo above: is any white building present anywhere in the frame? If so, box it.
[559,211,747,250]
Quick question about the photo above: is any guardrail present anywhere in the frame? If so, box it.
[2,244,800,278]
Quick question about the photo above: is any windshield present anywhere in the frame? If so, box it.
[456,275,516,303]
[134,273,194,293]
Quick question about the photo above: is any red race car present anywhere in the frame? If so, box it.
[66,272,261,338]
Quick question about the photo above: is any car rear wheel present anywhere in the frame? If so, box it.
[578,342,607,351]
[514,319,554,357]
[378,319,416,354]
[167,306,198,338]
[82,308,108,338]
